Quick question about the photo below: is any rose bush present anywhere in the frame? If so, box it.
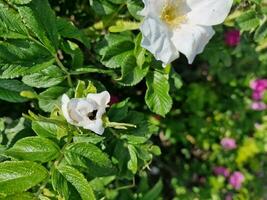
[0,0,267,199]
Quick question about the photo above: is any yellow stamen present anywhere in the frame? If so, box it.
[160,1,187,28]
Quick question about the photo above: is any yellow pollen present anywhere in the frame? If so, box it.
[160,1,187,28]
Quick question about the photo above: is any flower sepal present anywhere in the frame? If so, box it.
[103,116,137,130]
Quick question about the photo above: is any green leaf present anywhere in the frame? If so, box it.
[56,18,90,48]
[120,111,158,144]
[32,121,67,139]
[0,1,28,39]
[5,136,60,163]
[22,65,65,88]
[141,179,163,200]
[7,0,32,5]
[0,39,54,79]
[107,0,124,4]
[99,33,134,68]
[51,168,70,200]
[61,40,84,68]
[38,86,68,112]
[91,0,117,16]
[127,144,137,174]
[108,98,129,121]
[145,70,173,116]
[0,80,32,103]
[73,135,104,145]
[118,53,149,86]
[0,161,48,197]
[57,165,96,200]
[17,0,59,52]
[109,20,140,33]
[1,192,37,200]
[89,176,116,192]
[65,142,117,177]
[236,10,260,31]
[127,0,143,20]
[170,70,183,90]
[254,19,267,42]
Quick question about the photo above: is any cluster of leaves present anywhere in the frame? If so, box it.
[0,0,161,199]
[1,0,267,199]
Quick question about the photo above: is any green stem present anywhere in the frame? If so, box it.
[116,178,135,191]
[28,35,73,88]
[103,3,126,29]
[55,56,73,87]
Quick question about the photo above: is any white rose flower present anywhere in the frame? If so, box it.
[61,91,110,135]
[139,0,233,66]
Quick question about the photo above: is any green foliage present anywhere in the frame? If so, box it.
[55,165,96,200]
[0,161,48,197]
[1,0,267,199]
[4,136,60,162]
[145,70,172,117]
[22,65,65,88]
[64,142,117,177]
[0,80,32,102]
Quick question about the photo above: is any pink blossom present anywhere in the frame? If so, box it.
[250,79,267,92]
[251,102,267,111]
[225,30,240,47]
[252,91,263,101]
[221,138,237,150]
[213,166,230,177]
[229,171,245,190]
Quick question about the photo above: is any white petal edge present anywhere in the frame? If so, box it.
[140,16,179,65]
[139,0,165,17]
[171,24,215,64]
[82,119,105,135]
[186,0,233,26]
[87,91,111,106]
[61,94,74,124]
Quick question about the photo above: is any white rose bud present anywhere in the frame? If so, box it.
[61,91,110,135]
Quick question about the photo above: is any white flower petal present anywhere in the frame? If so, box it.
[87,91,110,106]
[83,119,105,135]
[187,0,233,26]
[76,100,95,115]
[171,24,215,64]
[68,99,84,123]
[96,107,106,119]
[61,94,74,124]
[140,17,179,65]
[139,0,165,17]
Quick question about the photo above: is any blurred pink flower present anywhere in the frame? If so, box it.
[109,95,120,105]
[213,166,230,177]
[252,91,263,101]
[251,102,267,111]
[225,193,233,200]
[225,29,240,47]
[250,79,267,92]
[221,138,237,150]
[229,171,245,190]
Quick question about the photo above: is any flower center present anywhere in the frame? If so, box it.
[88,110,97,120]
[160,0,187,28]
